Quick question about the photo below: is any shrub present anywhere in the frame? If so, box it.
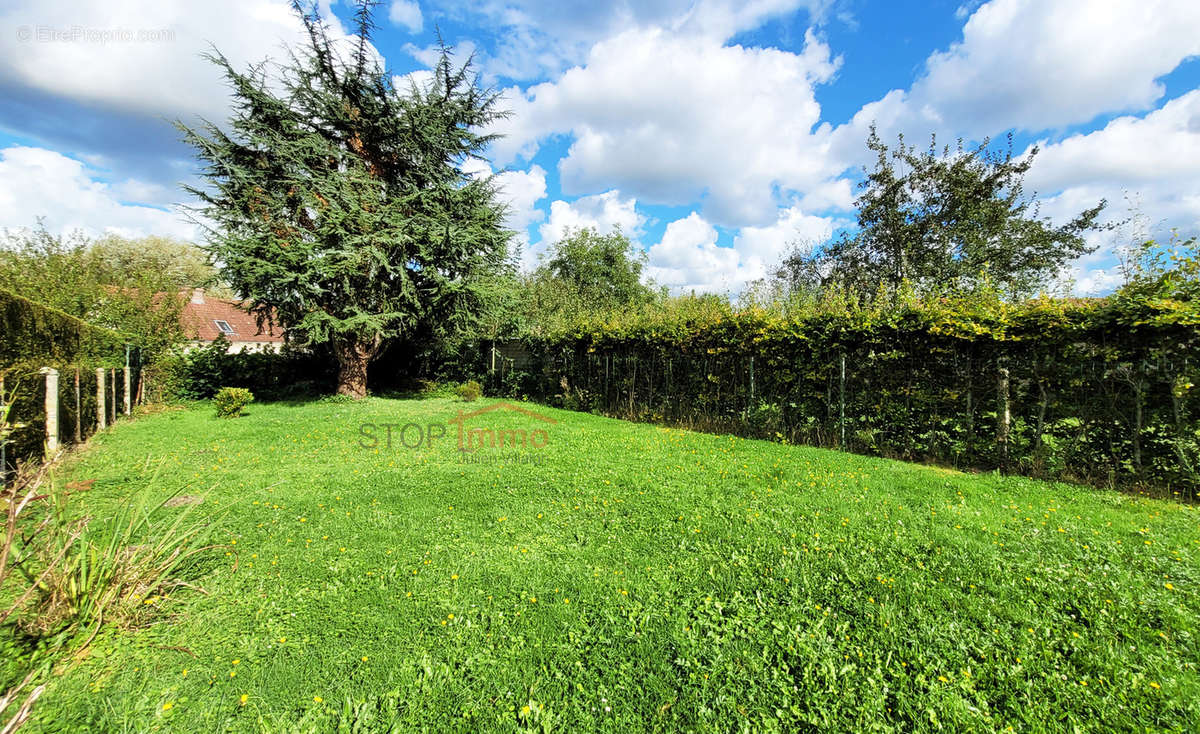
[213,387,254,418]
[456,380,482,402]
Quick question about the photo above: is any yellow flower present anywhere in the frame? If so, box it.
[1165,582,1175,590]
[232,659,240,665]
[1149,681,1161,690]
[239,694,248,705]
[937,675,949,683]
[451,574,459,580]
[314,696,324,703]
[162,702,174,711]
[521,705,531,715]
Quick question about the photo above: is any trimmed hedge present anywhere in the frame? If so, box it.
[1,287,127,368]
[1,288,131,471]
[157,336,336,401]
[509,295,1200,496]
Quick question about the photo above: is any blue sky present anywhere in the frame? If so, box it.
[1,0,1198,295]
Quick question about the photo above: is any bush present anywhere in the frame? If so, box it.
[512,287,1200,496]
[456,380,482,402]
[153,337,336,402]
[213,387,254,418]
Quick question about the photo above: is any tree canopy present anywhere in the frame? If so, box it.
[0,225,190,359]
[180,1,512,396]
[537,227,656,308]
[784,127,1107,298]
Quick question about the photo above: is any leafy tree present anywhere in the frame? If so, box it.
[0,224,186,359]
[794,127,1107,296]
[89,234,226,294]
[179,2,512,397]
[537,227,656,308]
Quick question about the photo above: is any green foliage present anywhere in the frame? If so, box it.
[507,267,1200,494]
[213,387,254,418]
[0,288,130,467]
[786,127,1106,298]
[88,233,227,296]
[0,288,127,370]
[0,225,188,361]
[25,398,1200,730]
[539,227,657,308]
[455,380,482,402]
[179,3,512,396]
[157,336,334,401]
[2,458,215,729]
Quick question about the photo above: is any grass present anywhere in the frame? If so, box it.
[9,396,1200,731]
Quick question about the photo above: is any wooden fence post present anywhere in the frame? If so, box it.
[74,368,82,442]
[123,365,131,416]
[41,367,59,454]
[96,367,107,430]
[0,376,5,487]
[110,368,117,425]
[839,353,847,450]
[997,358,1011,470]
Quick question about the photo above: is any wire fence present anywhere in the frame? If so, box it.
[490,317,1200,498]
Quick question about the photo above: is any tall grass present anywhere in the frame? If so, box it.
[1,421,217,732]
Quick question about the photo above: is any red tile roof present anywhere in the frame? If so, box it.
[182,290,284,343]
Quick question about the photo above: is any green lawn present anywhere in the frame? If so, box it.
[17,397,1200,731]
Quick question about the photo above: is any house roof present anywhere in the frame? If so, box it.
[182,290,284,343]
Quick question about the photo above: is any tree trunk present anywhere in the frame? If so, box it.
[334,337,379,398]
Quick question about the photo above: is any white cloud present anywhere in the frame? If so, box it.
[433,0,830,82]
[494,165,548,232]
[525,190,644,270]
[834,0,1200,160]
[1027,90,1200,242]
[0,146,196,240]
[645,213,739,293]
[0,0,328,124]
[538,191,644,244]
[492,27,846,228]
[457,159,548,259]
[0,0,369,201]
[645,206,837,294]
[388,0,423,33]
[733,206,836,273]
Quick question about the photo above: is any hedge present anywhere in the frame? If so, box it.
[505,295,1200,497]
[1,288,132,473]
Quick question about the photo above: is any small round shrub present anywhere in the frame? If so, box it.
[213,387,254,418]
[456,380,482,402]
